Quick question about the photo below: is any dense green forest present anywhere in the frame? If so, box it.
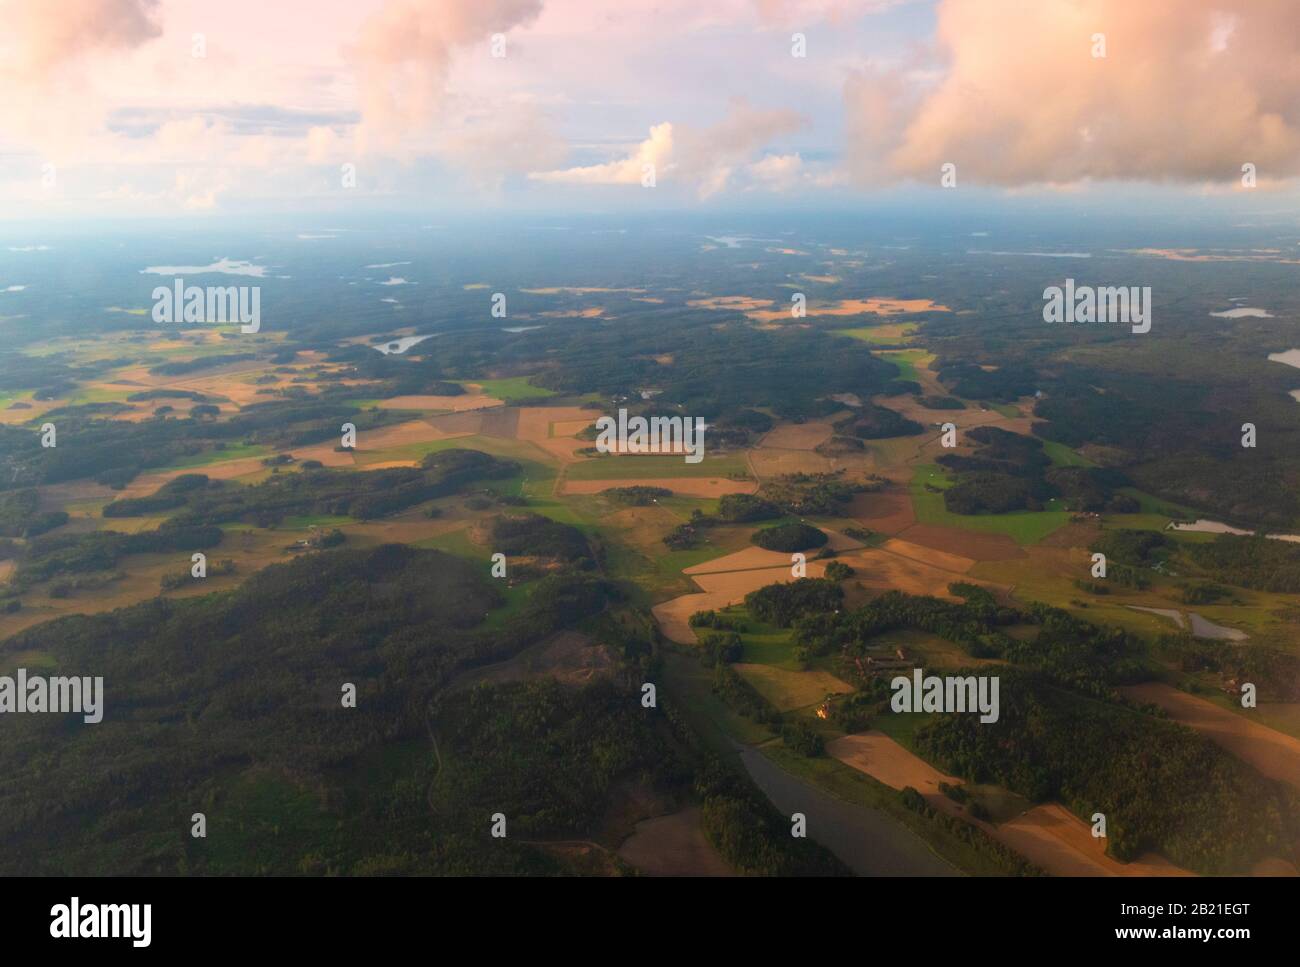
[0,542,841,875]
[914,668,1299,873]
[761,581,1300,872]
[0,396,408,491]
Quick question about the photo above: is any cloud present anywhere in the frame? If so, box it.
[752,0,908,27]
[531,123,674,187]
[350,0,545,148]
[0,0,161,78]
[845,0,1300,186]
[531,99,806,196]
[745,152,844,191]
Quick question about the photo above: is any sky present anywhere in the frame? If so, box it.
[1,0,1298,220]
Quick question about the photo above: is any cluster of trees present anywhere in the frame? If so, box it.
[935,361,1037,402]
[698,631,743,667]
[913,668,1300,874]
[659,706,845,876]
[1155,634,1300,703]
[0,488,68,538]
[11,523,225,590]
[758,471,873,516]
[148,352,257,376]
[490,513,594,566]
[0,542,674,874]
[710,664,782,725]
[919,395,965,410]
[0,397,409,491]
[940,427,1133,515]
[824,560,855,581]
[660,494,784,550]
[744,578,843,627]
[848,403,923,439]
[898,786,1043,876]
[790,587,1143,696]
[662,474,870,550]
[688,609,748,632]
[1183,534,1300,593]
[104,449,519,526]
[1091,528,1168,565]
[600,485,672,505]
[751,522,828,552]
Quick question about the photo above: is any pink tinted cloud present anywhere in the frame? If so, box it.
[846,0,1300,186]
[1,0,162,77]
[532,99,806,196]
[350,0,544,147]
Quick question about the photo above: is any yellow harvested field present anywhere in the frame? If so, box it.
[561,476,757,498]
[0,528,296,641]
[602,506,684,557]
[106,361,276,407]
[652,560,829,643]
[743,297,952,323]
[686,295,772,312]
[684,546,802,575]
[748,448,833,476]
[516,406,594,439]
[1119,683,1300,790]
[290,444,356,467]
[759,423,834,450]
[552,419,593,437]
[830,545,988,599]
[829,730,1191,877]
[355,419,457,450]
[734,663,853,711]
[374,392,503,412]
[998,805,1192,877]
[0,400,60,425]
[117,457,269,498]
[540,307,605,318]
[828,732,960,796]
[823,528,866,551]
[618,807,733,877]
[512,406,597,462]
[879,538,977,575]
[847,489,916,534]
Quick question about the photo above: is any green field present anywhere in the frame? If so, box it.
[838,322,918,344]
[564,452,751,481]
[910,464,1069,544]
[160,443,272,470]
[876,349,933,383]
[472,376,558,403]
[1041,440,1096,468]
